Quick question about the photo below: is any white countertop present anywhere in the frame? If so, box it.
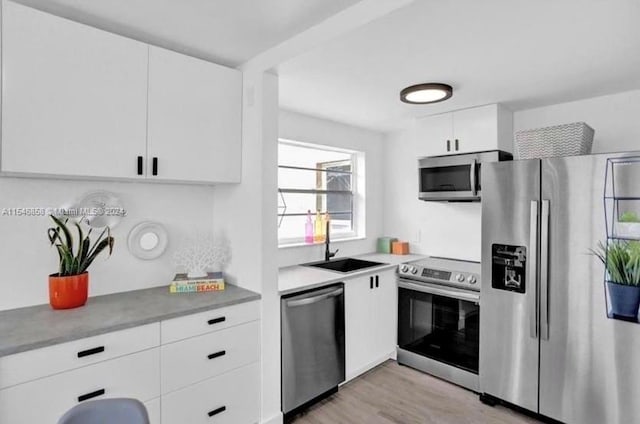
[278,252,426,295]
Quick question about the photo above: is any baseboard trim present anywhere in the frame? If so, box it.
[262,411,283,424]
[343,351,395,383]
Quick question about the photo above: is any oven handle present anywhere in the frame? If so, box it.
[398,279,480,303]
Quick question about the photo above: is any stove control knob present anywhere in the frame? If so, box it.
[468,276,477,284]
[400,265,409,273]
[456,274,465,282]
[410,266,418,275]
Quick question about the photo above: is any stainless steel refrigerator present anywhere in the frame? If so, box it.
[480,152,640,424]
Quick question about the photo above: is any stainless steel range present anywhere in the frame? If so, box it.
[397,257,480,391]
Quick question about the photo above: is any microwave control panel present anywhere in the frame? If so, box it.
[491,244,526,293]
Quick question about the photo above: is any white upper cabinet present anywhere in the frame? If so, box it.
[147,47,242,183]
[414,112,453,157]
[1,0,148,178]
[0,1,242,184]
[415,104,513,157]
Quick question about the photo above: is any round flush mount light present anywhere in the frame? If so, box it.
[400,83,453,104]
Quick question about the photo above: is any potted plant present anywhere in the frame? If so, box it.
[593,240,640,319]
[47,215,114,310]
[616,211,640,239]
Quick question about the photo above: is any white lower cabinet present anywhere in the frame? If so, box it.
[0,348,160,423]
[161,320,260,394]
[0,301,260,424]
[161,362,260,424]
[345,269,397,381]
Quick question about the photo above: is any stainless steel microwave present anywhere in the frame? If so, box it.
[418,150,512,201]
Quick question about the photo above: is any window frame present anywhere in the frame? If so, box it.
[277,138,362,247]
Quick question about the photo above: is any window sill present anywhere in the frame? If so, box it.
[278,236,366,249]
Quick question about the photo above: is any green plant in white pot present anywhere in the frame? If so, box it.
[593,240,640,319]
[616,211,640,239]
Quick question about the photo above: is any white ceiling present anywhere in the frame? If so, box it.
[13,0,362,66]
[278,0,640,132]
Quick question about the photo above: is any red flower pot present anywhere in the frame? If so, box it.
[49,272,89,310]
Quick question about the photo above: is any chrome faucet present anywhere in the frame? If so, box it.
[325,219,339,262]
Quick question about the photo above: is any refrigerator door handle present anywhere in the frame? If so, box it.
[529,200,539,339]
[540,199,550,340]
[470,159,477,197]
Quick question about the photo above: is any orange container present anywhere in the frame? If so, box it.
[49,272,89,310]
[392,241,410,255]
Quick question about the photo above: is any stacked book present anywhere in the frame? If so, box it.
[169,272,225,293]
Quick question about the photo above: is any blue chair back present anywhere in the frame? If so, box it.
[57,398,150,424]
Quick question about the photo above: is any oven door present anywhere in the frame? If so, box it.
[397,279,480,375]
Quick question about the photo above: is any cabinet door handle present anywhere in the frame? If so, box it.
[137,156,143,175]
[152,157,158,176]
[208,316,226,325]
[78,388,105,402]
[370,276,373,289]
[375,275,379,288]
[77,346,105,358]
[446,140,451,151]
[455,139,459,151]
[207,350,226,360]
[208,406,226,417]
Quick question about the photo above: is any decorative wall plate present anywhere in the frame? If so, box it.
[128,221,169,260]
[76,190,126,229]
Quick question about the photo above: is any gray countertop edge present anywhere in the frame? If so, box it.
[0,286,261,358]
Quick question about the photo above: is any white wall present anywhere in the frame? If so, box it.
[0,177,215,310]
[278,109,386,267]
[382,129,482,262]
[514,90,640,154]
[213,72,281,424]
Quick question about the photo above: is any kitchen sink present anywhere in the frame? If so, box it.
[304,257,387,273]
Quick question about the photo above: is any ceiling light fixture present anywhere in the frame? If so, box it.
[400,83,453,104]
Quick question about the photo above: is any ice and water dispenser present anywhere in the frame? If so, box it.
[491,244,527,293]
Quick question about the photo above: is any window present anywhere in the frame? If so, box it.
[278,139,363,246]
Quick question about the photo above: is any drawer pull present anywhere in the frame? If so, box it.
[78,388,105,402]
[207,350,226,360]
[207,317,226,326]
[208,406,226,417]
[77,346,105,358]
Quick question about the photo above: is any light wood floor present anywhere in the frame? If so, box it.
[291,360,541,424]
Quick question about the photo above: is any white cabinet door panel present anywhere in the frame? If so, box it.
[161,363,259,424]
[345,274,376,380]
[161,321,259,394]
[0,323,159,389]
[415,112,453,157]
[1,0,148,178]
[374,270,398,359]
[453,104,498,153]
[0,348,160,423]
[147,46,242,183]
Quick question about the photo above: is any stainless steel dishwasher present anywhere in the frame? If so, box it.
[281,283,345,420]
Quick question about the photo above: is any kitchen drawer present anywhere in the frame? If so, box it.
[161,362,259,424]
[0,348,160,423]
[0,322,159,389]
[161,300,259,344]
[145,397,161,424]
[161,320,259,394]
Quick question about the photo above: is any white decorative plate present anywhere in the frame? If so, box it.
[127,221,169,260]
[76,190,126,229]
